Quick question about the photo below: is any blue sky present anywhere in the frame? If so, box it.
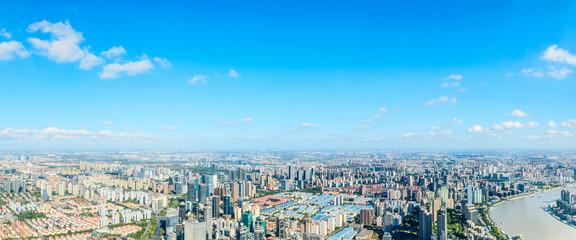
[1,0,576,150]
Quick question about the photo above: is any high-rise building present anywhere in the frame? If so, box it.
[241,210,253,231]
[198,184,209,205]
[223,195,233,215]
[289,166,296,180]
[276,217,288,239]
[419,206,433,240]
[359,208,374,226]
[187,182,197,202]
[211,196,220,219]
[231,182,239,202]
[178,202,187,223]
[437,209,448,240]
[175,182,184,195]
[184,220,207,240]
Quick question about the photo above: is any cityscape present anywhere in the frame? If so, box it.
[1,0,576,240]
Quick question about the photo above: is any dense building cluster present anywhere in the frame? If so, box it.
[0,151,574,240]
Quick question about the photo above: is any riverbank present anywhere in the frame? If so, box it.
[542,205,576,230]
[487,185,565,239]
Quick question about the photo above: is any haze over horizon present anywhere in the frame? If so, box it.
[1,0,576,150]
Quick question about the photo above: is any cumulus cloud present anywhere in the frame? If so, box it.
[562,118,576,128]
[541,45,576,66]
[188,74,207,85]
[354,125,370,129]
[0,29,12,39]
[154,57,171,68]
[525,134,542,140]
[509,109,529,118]
[300,123,320,127]
[101,121,116,125]
[548,121,557,128]
[453,118,464,125]
[425,96,457,106]
[100,58,154,79]
[229,69,239,78]
[371,113,386,119]
[429,126,441,130]
[445,74,462,80]
[547,130,575,138]
[0,41,29,60]
[547,66,573,79]
[101,46,126,59]
[217,120,232,125]
[378,107,387,112]
[0,127,156,141]
[27,20,103,69]
[492,121,539,131]
[521,68,544,78]
[242,118,253,123]
[159,126,180,130]
[468,125,484,133]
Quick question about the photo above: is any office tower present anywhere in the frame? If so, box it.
[289,166,296,180]
[238,181,246,199]
[203,175,215,196]
[211,196,219,219]
[231,182,239,202]
[276,217,288,239]
[437,209,448,240]
[176,182,184,195]
[198,184,208,205]
[241,210,253,231]
[223,195,233,215]
[239,169,247,181]
[179,202,187,223]
[255,216,267,235]
[280,180,291,191]
[187,182,197,202]
[254,225,265,240]
[229,169,236,181]
[419,206,432,240]
[184,220,207,240]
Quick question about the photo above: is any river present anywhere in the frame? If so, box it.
[490,185,576,240]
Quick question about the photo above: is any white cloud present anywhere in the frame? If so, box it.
[354,125,370,129]
[541,45,576,66]
[0,41,29,60]
[445,74,462,80]
[300,123,320,127]
[159,126,180,130]
[429,126,441,130]
[468,125,484,133]
[547,130,575,138]
[378,107,387,112]
[521,68,544,78]
[509,109,529,118]
[0,127,156,141]
[371,113,387,119]
[0,29,12,39]
[188,74,207,85]
[79,52,104,70]
[524,122,540,128]
[153,57,171,68]
[101,121,116,125]
[562,118,576,128]
[548,121,557,128]
[501,121,524,129]
[547,66,572,79]
[101,46,126,59]
[27,20,103,69]
[440,82,460,87]
[453,118,464,125]
[525,134,542,140]
[358,119,373,123]
[242,118,253,123]
[403,132,416,138]
[229,69,239,78]
[507,72,514,77]
[425,96,457,106]
[100,58,154,79]
[217,120,231,125]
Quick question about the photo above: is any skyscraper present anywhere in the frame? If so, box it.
[187,182,197,202]
[223,195,232,216]
[184,220,207,240]
[419,206,432,240]
[437,209,448,240]
[198,184,208,205]
[211,196,219,219]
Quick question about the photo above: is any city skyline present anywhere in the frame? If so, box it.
[1,0,576,150]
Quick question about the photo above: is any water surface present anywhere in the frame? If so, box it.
[490,185,576,240]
